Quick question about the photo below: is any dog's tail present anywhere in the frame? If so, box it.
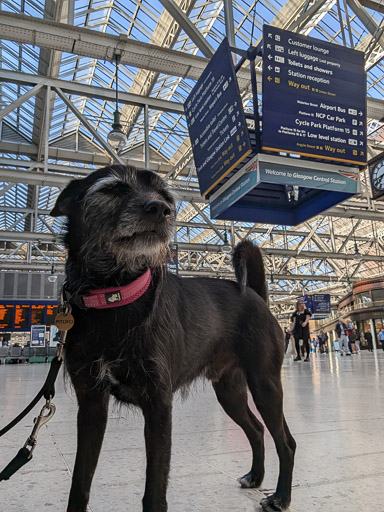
[232,240,268,302]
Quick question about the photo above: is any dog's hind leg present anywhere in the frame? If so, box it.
[247,376,296,512]
[141,393,172,512]
[212,371,265,488]
[67,377,110,512]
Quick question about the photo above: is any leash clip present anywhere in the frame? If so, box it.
[24,401,56,459]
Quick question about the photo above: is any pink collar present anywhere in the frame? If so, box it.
[81,269,151,309]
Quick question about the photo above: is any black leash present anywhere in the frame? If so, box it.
[0,357,62,439]
[0,300,74,481]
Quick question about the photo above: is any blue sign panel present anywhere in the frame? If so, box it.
[258,160,360,194]
[311,294,331,314]
[209,153,360,225]
[210,157,258,218]
[31,325,46,347]
[185,38,252,196]
[262,25,366,165]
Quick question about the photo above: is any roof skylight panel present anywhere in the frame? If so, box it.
[1,43,38,74]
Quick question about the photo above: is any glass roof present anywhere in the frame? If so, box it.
[1,0,384,311]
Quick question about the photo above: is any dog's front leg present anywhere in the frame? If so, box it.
[67,377,110,512]
[142,393,172,512]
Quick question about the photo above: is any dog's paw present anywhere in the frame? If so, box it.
[237,470,263,488]
[260,494,288,511]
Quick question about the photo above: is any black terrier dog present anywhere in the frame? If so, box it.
[51,165,295,512]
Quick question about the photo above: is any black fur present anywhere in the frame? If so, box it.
[51,164,295,512]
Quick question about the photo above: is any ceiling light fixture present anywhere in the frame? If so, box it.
[48,243,57,283]
[351,218,362,260]
[107,54,127,149]
[221,227,231,251]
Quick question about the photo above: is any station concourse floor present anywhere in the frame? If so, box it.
[1,351,384,512]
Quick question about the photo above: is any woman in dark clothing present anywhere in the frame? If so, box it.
[290,299,312,361]
[364,330,373,352]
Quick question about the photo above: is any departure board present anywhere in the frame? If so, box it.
[0,304,14,330]
[46,305,58,326]
[31,304,45,325]
[14,305,30,329]
[0,301,60,331]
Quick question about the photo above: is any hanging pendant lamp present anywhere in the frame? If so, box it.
[107,54,127,149]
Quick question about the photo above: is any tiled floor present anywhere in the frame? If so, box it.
[1,350,384,511]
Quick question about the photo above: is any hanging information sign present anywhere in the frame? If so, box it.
[185,38,252,197]
[262,25,366,165]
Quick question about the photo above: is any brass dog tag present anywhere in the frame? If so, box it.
[54,312,75,331]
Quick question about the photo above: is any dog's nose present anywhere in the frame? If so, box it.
[143,200,171,219]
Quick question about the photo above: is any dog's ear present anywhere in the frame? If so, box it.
[50,179,90,217]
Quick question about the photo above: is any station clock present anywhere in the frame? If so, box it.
[369,152,384,200]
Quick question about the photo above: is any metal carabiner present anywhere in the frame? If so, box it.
[24,401,56,458]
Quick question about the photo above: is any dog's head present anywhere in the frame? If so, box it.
[51,165,176,274]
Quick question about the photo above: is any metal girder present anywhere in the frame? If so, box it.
[158,0,214,58]
[0,82,45,121]
[264,247,383,261]
[223,0,235,47]
[0,70,184,114]
[359,0,384,12]
[3,166,384,219]
[346,0,384,51]
[289,0,331,32]
[0,11,210,81]
[0,229,382,261]
[0,204,379,245]
[0,143,173,171]
[55,87,124,164]
[0,167,205,201]
[1,29,384,119]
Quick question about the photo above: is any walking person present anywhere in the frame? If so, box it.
[320,329,328,354]
[347,319,358,354]
[354,330,361,354]
[284,327,291,354]
[378,328,384,351]
[290,299,311,362]
[335,317,351,356]
[364,330,373,352]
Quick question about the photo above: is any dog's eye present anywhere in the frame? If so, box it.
[161,190,174,205]
[98,183,132,198]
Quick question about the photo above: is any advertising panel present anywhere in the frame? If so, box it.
[262,25,366,165]
[167,244,179,275]
[185,38,252,196]
[49,325,61,347]
[30,325,46,347]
